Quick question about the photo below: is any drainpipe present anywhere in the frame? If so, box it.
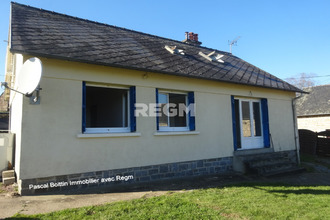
[292,93,303,165]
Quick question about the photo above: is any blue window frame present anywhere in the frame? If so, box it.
[82,82,136,133]
[156,89,195,132]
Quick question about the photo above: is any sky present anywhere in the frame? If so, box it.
[0,0,330,90]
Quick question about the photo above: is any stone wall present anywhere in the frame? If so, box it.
[298,116,330,132]
[20,156,233,195]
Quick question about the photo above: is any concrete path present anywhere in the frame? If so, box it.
[0,190,167,219]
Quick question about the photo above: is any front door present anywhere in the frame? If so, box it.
[239,99,263,149]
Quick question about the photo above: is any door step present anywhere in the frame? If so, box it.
[262,167,306,177]
[2,170,15,185]
[235,151,305,177]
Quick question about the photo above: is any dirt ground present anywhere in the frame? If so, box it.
[1,158,330,219]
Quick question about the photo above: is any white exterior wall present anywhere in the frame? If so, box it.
[298,116,330,132]
[9,54,24,180]
[268,99,296,152]
[11,57,297,180]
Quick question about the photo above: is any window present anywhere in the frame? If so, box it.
[156,89,195,132]
[231,96,270,150]
[241,100,262,138]
[82,82,136,133]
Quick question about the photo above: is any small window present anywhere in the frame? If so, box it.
[242,101,252,137]
[82,83,136,133]
[156,90,195,132]
[253,102,262,136]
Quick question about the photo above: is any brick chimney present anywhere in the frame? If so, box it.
[183,32,202,46]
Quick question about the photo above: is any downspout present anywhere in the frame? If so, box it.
[292,93,303,165]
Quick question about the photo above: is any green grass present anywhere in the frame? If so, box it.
[8,183,330,220]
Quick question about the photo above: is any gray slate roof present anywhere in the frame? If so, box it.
[296,84,330,117]
[10,2,301,93]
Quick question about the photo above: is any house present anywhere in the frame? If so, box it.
[5,3,303,195]
[296,84,330,132]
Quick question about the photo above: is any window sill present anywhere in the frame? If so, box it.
[153,131,200,136]
[77,132,141,139]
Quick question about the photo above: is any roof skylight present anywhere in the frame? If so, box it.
[164,45,185,55]
[199,51,224,63]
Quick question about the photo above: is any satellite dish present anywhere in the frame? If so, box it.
[16,57,42,95]
[1,57,43,104]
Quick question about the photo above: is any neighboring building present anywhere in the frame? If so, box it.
[0,92,8,112]
[0,92,9,131]
[5,3,302,195]
[296,84,330,132]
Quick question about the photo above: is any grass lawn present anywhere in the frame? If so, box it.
[8,183,330,220]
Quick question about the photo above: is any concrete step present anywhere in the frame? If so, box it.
[263,167,306,177]
[2,170,15,178]
[238,152,289,161]
[243,152,303,177]
[3,176,15,185]
[248,157,292,168]
[255,162,297,175]
[235,151,301,177]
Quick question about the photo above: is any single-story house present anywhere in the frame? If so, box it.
[296,84,330,132]
[5,3,303,195]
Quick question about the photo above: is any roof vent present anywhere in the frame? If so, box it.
[199,51,224,63]
[165,45,185,55]
[183,32,202,46]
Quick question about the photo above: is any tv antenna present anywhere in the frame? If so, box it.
[228,36,241,54]
[1,57,43,104]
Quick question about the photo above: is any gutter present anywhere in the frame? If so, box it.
[292,93,305,165]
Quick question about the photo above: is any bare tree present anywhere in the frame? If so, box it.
[286,73,316,90]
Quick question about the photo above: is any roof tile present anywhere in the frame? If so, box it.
[10,2,302,93]
[296,85,330,116]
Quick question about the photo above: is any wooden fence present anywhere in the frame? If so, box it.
[299,129,330,156]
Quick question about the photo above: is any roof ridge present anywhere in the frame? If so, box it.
[11,2,231,55]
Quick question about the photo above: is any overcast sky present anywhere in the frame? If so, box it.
[1,0,329,91]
